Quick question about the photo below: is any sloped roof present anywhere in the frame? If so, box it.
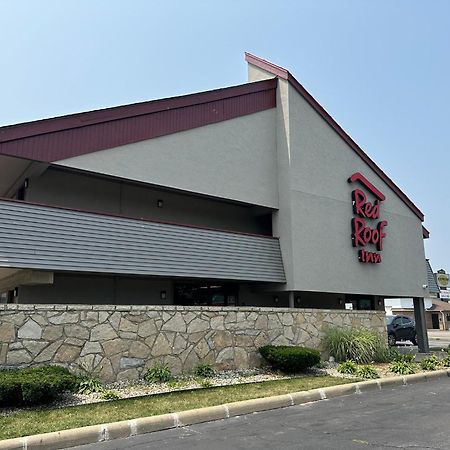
[0,79,276,162]
[245,53,424,222]
[426,259,441,294]
[430,299,450,312]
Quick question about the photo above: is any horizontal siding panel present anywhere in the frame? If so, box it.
[0,200,286,282]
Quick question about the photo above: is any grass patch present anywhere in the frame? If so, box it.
[0,376,350,440]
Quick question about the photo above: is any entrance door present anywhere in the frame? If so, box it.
[431,313,440,329]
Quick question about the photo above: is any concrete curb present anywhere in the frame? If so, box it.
[1,369,449,450]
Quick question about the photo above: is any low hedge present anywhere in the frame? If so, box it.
[259,345,321,373]
[0,366,78,407]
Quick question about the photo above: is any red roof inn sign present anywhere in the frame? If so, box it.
[348,173,388,264]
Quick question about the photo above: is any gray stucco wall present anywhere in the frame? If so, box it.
[19,274,174,305]
[26,168,272,235]
[248,63,427,298]
[55,110,279,209]
[286,86,427,297]
[18,275,282,308]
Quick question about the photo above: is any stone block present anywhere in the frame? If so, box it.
[65,324,90,340]
[212,331,233,348]
[22,340,49,356]
[120,357,144,369]
[18,319,42,339]
[42,325,64,341]
[97,358,115,382]
[151,333,172,357]
[117,368,140,381]
[102,338,129,356]
[7,349,32,365]
[65,337,85,346]
[162,313,187,332]
[55,344,82,363]
[187,318,209,333]
[48,312,79,325]
[137,320,157,338]
[91,323,118,341]
[80,341,103,356]
[129,341,150,359]
[0,322,15,342]
[34,340,63,363]
[216,347,234,364]
[0,343,8,364]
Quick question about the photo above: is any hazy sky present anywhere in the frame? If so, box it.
[1,0,449,272]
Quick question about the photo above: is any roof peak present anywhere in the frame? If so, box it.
[245,52,425,222]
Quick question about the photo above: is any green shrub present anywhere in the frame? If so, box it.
[337,360,358,375]
[420,355,441,371]
[0,366,78,407]
[393,353,416,363]
[194,363,215,378]
[389,360,416,375]
[102,390,121,401]
[259,345,321,373]
[77,375,104,395]
[144,362,172,383]
[323,327,385,364]
[442,355,450,368]
[199,379,213,388]
[374,347,402,363]
[357,365,380,379]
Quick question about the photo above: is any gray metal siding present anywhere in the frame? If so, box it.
[0,200,285,282]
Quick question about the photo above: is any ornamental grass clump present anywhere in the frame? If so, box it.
[259,345,321,373]
[323,327,385,364]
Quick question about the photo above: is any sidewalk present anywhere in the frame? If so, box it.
[428,330,450,348]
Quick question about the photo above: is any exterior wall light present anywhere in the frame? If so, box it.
[273,296,279,304]
[157,199,163,208]
[295,296,301,305]
[338,298,343,305]
[160,290,167,300]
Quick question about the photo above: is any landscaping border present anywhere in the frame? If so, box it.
[1,369,449,450]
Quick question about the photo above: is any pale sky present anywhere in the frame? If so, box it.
[1,0,449,272]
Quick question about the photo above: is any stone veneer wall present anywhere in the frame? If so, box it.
[0,304,386,382]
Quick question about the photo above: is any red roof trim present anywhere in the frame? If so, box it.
[0,79,276,162]
[245,53,425,222]
[0,79,276,143]
[0,197,278,241]
[348,172,386,201]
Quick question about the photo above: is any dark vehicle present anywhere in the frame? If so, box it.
[385,315,417,346]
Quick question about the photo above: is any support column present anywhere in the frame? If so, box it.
[413,297,429,353]
[288,291,295,308]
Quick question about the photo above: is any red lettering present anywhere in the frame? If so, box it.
[372,201,380,219]
[376,221,388,251]
[359,249,383,264]
[352,218,388,248]
[351,217,366,247]
[352,189,381,219]
[353,189,367,216]
[350,176,387,263]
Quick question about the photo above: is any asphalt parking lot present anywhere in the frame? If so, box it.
[75,377,450,450]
